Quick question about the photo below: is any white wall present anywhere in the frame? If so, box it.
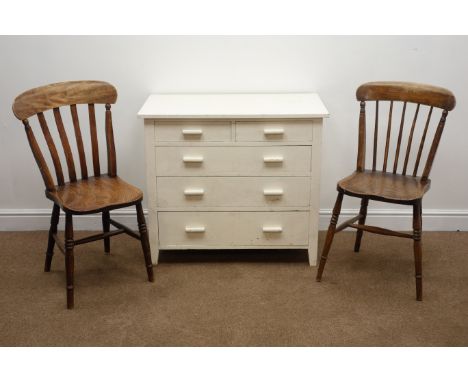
[1,36,467,230]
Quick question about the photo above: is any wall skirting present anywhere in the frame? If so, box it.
[0,208,467,231]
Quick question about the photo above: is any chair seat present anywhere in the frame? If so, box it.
[46,175,143,214]
[337,170,430,202]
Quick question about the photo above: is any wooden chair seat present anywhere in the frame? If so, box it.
[337,170,430,203]
[46,175,143,214]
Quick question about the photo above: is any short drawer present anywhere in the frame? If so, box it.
[154,146,311,176]
[156,177,310,208]
[235,120,316,142]
[158,211,309,248]
[154,120,232,142]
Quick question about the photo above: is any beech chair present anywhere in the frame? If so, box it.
[12,81,154,309]
[316,81,456,301]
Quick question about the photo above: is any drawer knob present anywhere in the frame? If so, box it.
[263,155,284,163]
[183,155,204,163]
[262,226,283,233]
[263,188,284,197]
[263,128,284,135]
[185,226,205,233]
[182,129,203,136]
[184,188,205,196]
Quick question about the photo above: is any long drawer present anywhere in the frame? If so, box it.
[156,176,310,208]
[155,120,232,142]
[235,120,315,142]
[158,211,309,248]
[154,146,312,176]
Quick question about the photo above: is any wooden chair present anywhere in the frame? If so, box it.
[12,81,154,309]
[316,82,456,301]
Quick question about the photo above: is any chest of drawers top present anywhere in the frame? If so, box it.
[138,93,329,120]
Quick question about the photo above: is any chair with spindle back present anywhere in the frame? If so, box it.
[316,81,456,301]
[12,81,154,309]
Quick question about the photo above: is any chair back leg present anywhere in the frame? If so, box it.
[102,210,111,254]
[413,201,423,301]
[354,198,369,252]
[316,191,344,281]
[45,204,60,272]
[136,202,154,282]
[65,213,75,309]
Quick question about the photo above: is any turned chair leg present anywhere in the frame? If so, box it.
[354,197,369,252]
[413,201,423,301]
[102,210,110,254]
[136,202,154,282]
[45,204,60,272]
[65,213,75,309]
[316,191,344,281]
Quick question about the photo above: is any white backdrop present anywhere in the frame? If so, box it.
[1,36,467,230]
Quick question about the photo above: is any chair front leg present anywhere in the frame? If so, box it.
[354,197,369,252]
[413,200,423,301]
[136,202,154,282]
[65,213,75,309]
[102,210,110,254]
[45,204,60,272]
[316,191,344,281]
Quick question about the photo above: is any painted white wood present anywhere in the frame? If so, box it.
[138,93,330,119]
[185,225,206,233]
[263,155,284,163]
[182,155,204,163]
[141,93,326,264]
[183,188,205,196]
[263,128,284,135]
[154,120,232,142]
[262,226,283,233]
[143,121,160,264]
[263,188,284,196]
[155,146,311,176]
[236,120,315,142]
[308,123,323,266]
[153,141,314,147]
[156,177,310,208]
[158,211,309,248]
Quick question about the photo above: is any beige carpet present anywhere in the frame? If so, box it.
[0,231,467,346]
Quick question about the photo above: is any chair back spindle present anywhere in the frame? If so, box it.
[382,101,393,172]
[393,101,407,174]
[356,101,366,171]
[53,107,77,182]
[105,104,117,177]
[356,82,455,179]
[372,101,379,171]
[12,81,118,191]
[70,104,88,179]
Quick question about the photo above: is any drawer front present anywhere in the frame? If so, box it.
[154,121,232,142]
[158,211,309,247]
[156,177,310,208]
[155,146,311,176]
[235,120,315,142]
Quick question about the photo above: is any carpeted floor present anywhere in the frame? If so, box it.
[0,230,467,346]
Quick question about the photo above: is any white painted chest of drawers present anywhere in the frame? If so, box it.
[138,94,329,265]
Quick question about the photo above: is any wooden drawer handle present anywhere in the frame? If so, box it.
[183,155,204,163]
[262,226,283,233]
[263,188,284,196]
[263,155,284,163]
[263,128,284,135]
[184,188,205,196]
[182,129,203,136]
[185,226,205,233]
